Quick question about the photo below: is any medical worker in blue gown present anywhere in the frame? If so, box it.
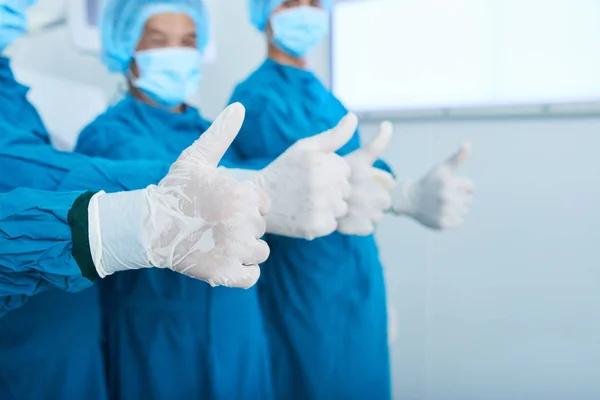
[76,4,265,398]
[228,1,476,398]
[0,3,287,397]
[74,1,371,398]
[0,76,270,400]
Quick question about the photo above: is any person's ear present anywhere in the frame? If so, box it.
[129,59,140,79]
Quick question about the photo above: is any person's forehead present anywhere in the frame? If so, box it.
[144,13,196,30]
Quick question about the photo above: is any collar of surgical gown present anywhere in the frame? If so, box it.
[102,94,211,157]
[229,58,360,161]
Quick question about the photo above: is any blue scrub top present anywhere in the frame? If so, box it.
[228,59,392,400]
[75,95,273,400]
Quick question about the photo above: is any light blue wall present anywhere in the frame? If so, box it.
[360,117,600,399]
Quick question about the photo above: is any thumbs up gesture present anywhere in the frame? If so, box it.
[155,103,270,287]
[92,103,270,289]
[391,143,475,230]
[337,121,396,236]
[248,112,357,240]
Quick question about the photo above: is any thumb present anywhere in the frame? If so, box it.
[360,121,393,163]
[300,112,358,153]
[178,103,246,167]
[444,142,472,170]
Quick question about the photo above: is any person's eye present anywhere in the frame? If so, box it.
[182,37,197,48]
[146,35,168,47]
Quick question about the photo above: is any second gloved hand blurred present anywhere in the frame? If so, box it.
[391,143,475,229]
[89,103,270,289]
[337,121,396,236]
[221,113,357,240]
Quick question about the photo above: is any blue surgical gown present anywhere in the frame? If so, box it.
[75,95,273,400]
[228,59,392,400]
[0,189,91,317]
[0,57,169,400]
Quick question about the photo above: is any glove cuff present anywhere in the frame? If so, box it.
[90,189,151,278]
[68,191,100,282]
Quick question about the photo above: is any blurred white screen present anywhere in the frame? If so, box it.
[67,0,102,53]
[332,0,600,112]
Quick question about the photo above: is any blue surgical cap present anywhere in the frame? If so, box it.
[0,0,35,13]
[248,0,333,31]
[0,0,35,8]
[101,0,210,73]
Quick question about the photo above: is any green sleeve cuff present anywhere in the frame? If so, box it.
[67,191,99,282]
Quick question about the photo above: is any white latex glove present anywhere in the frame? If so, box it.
[88,103,270,289]
[220,113,357,240]
[391,143,474,229]
[337,121,396,236]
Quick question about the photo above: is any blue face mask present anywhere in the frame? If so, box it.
[0,0,31,52]
[270,6,329,58]
[131,47,202,108]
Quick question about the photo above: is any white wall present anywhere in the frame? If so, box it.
[367,117,600,400]
[7,2,600,399]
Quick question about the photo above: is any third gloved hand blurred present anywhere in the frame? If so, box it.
[390,143,474,229]
[89,103,270,289]
[221,113,356,240]
[337,121,396,236]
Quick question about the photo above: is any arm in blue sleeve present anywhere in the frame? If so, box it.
[0,128,170,193]
[58,156,170,192]
[0,189,97,317]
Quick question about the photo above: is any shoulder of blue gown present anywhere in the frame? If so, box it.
[0,56,34,101]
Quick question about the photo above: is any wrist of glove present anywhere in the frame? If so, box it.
[88,190,150,278]
[390,177,458,229]
[390,179,418,217]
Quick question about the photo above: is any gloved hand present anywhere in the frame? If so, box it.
[88,103,270,289]
[337,121,396,236]
[221,113,357,240]
[390,143,474,229]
